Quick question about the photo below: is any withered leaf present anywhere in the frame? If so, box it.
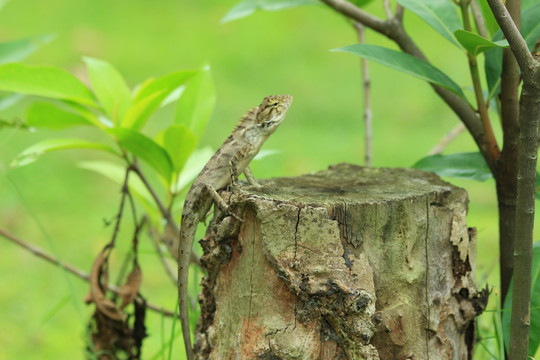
[88,246,124,321]
[119,263,142,309]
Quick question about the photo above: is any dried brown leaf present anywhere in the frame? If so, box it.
[88,247,124,321]
[119,263,142,309]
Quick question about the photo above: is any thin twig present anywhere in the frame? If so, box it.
[428,123,466,155]
[395,4,404,22]
[382,0,392,19]
[146,216,178,285]
[130,160,200,266]
[460,0,500,161]
[353,22,373,166]
[0,227,178,318]
[109,166,132,248]
[130,161,172,225]
[470,0,489,38]
[319,0,496,173]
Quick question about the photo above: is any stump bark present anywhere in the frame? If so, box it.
[195,164,488,360]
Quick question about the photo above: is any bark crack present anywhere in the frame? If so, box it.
[293,207,301,262]
[424,195,431,360]
[247,219,257,330]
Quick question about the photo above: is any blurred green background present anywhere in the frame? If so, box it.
[0,0,538,358]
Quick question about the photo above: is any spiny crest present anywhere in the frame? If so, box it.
[256,95,292,130]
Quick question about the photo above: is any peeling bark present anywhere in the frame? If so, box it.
[196,164,487,359]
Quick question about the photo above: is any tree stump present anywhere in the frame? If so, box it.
[196,164,488,360]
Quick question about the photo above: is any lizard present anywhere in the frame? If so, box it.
[177,94,293,360]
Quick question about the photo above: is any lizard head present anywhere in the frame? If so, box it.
[255,95,292,133]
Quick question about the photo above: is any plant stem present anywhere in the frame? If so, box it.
[320,0,496,172]
[0,227,178,318]
[487,1,539,358]
[428,123,466,155]
[460,0,500,161]
[497,0,521,304]
[353,22,373,167]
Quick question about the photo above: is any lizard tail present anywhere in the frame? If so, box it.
[178,214,197,360]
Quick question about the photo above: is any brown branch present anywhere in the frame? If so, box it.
[320,0,496,172]
[320,0,387,33]
[0,227,178,318]
[488,1,540,358]
[130,161,201,266]
[495,0,521,303]
[428,123,466,155]
[460,0,500,161]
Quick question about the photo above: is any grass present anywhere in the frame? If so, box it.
[0,0,539,358]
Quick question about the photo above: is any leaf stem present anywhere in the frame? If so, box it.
[460,0,500,161]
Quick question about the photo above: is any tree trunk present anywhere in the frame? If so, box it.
[196,164,488,359]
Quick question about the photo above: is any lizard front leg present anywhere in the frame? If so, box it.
[203,184,244,222]
[243,166,261,187]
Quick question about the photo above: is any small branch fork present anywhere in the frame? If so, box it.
[0,227,178,318]
[319,0,496,172]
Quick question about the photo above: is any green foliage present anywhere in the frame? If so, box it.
[83,57,132,123]
[332,44,466,99]
[174,68,215,139]
[78,160,155,210]
[25,102,96,129]
[502,241,540,357]
[10,138,120,167]
[157,125,197,174]
[0,34,54,64]
[221,0,318,23]
[412,152,492,181]
[454,30,508,56]
[0,63,99,107]
[484,3,540,100]
[107,128,174,181]
[395,0,462,47]
[6,59,215,194]
[522,2,540,50]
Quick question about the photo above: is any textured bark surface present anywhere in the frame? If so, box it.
[195,164,488,359]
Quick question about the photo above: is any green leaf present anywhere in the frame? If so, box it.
[348,0,375,7]
[25,102,101,129]
[477,0,499,37]
[221,0,318,23]
[454,30,509,56]
[0,93,24,111]
[0,34,54,64]
[78,160,154,205]
[395,0,462,47]
[484,46,502,100]
[0,63,98,107]
[107,128,173,181]
[123,70,198,130]
[83,57,132,122]
[522,3,540,50]
[174,67,216,138]
[502,241,540,357]
[10,138,119,167]
[332,44,466,99]
[156,125,197,173]
[412,152,492,181]
[172,146,214,193]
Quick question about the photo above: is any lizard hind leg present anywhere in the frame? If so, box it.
[203,184,244,223]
